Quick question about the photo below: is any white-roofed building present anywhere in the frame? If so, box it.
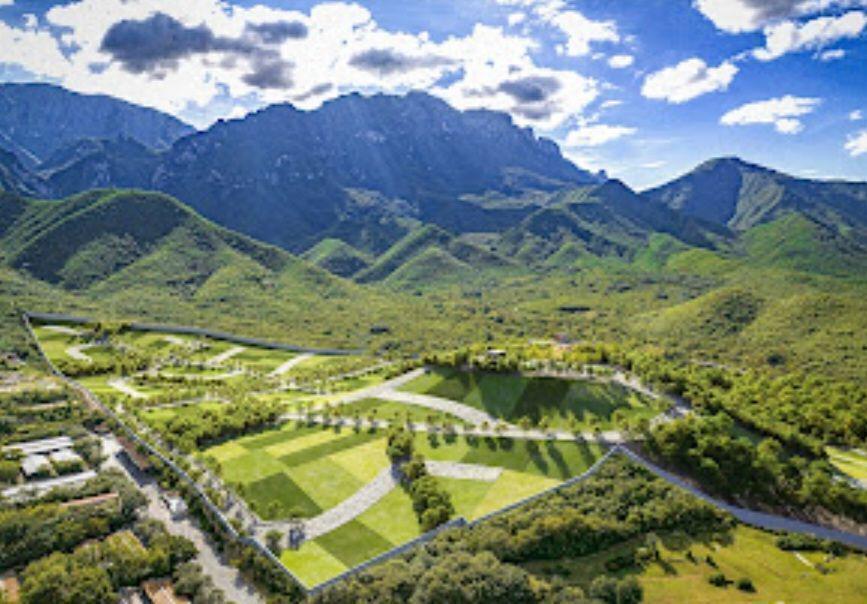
[4,436,73,456]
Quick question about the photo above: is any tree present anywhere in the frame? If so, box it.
[410,552,535,603]
[266,530,283,555]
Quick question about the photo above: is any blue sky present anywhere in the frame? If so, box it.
[1,0,866,188]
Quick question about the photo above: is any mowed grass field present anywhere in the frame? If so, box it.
[204,423,391,520]
[402,367,659,430]
[335,398,468,425]
[280,432,608,587]
[524,526,867,603]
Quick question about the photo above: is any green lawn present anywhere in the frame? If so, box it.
[415,432,606,480]
[523,525,867,603]
[230,347,297,373]
[204,423,389,520]
[401,367,660,430]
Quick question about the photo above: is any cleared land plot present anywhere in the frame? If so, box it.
[402,367,660,430]
[279,433,605,587]
[523,525,867,603]
[205,424,389,520]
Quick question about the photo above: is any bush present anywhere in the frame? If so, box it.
[736,577,755,592]
[708,572,728,587]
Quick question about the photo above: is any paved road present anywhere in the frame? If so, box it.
[206,346,247,367]
[66,342,96,362]
[108,377,147,399]
[619,447,867,552]
[101,435,263,603]
[425,460,502,481]
[269,353,313,377]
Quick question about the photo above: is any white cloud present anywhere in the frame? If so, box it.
[845,129,867,156]
[640,160,667,169]
[754,11,867,61]
[496,0,619,56]
[818,48,846,60]
[507,12,526,27]
[850,109,863,120]
[720,95,821,134]
[607,54,634,68]
[641,58,738,104]
[563,123,636,147]
[0,0,14,6]
[693,0,867,33]
[0,0,600,130]
[600,99,623,109]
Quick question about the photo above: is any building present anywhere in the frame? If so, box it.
[142,579,190,604]
[117,436,152,472]
[3,436,73,456]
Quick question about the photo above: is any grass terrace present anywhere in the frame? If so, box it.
[401,366,661,430]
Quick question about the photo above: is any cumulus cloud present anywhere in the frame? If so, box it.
[641,58,738,104]
[100,12,251,74]
[694,0,867,33]
[850,109,863,120]
[348,48,453,76]
[720,95,821,134]
[0,0,13,6]
[496,0,619,56]
[507,12,526,27]
[607,54,634,68]
[845,129,867,156]
[245,20,307,44]
[753,11,867,60]
[0,0,601,131]
[564,123,636,147]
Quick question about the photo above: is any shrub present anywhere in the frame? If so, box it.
[708,572,728,587]
[736,577,755,592]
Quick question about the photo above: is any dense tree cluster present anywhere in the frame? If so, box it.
[646,414,867,523]
[18,520,198,604]
[311,458,728,603]
[0,470,146,568]
[155,397,283,451]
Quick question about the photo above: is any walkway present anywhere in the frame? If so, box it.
[66,342,96,362]
[300,466,400,540]
[425,461,502,482]
[206,346,246,367]
[108,377,147,399]
[43,324,82,336]
[270,353,313,377]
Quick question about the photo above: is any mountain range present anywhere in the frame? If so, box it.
[0,83,866,288]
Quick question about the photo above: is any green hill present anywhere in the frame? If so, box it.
[303,238,372,278]
[355,224,512,284]
[501,180,721,264]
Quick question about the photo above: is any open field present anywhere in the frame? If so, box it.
[402,367,660,430]
[523,525,867,603]
[205,424,390,519]
[275,429,606,586]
